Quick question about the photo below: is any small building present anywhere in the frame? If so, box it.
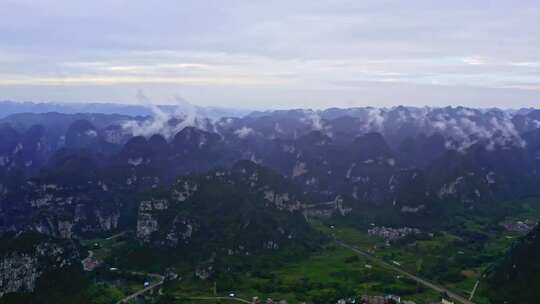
[81,256,100,272]
[430,298,454,304]
[361,295,402,304]
[361,295,398,304]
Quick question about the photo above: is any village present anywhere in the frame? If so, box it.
[367,227,421,242]
[245,293,455,304]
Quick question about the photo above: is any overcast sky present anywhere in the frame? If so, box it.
[1,0,539,109]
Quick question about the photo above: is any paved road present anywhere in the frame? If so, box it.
[117,272,165,303]
[187,296,252,303]
[106,231,128,240]
[337,241,475,304]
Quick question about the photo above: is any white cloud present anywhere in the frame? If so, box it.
[234,126,255,138]
[461,57,487,65]
[0,1,539,107]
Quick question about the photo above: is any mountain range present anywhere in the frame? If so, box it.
[0,104,540,302]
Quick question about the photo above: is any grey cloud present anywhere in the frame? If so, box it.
[0,0,539,107]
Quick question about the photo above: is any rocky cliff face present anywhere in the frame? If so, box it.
[134,161,322,259]
[0,234,79,297]
[136,187,201,247]
[0,253,39,296]
[1,181,124,239]
[3,109,540,244]
[487,224,540,303]
[136,199,169,242]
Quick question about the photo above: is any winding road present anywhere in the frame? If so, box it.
[117,272,165,303]
[337,240,475,304]
[112,228,473,304]
[106,231,128,240]
[187,296,252,303]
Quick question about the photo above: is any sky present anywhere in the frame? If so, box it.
[0,0,539,109]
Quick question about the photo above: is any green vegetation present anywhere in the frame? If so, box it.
[84,197,540,304]
[485,224,540,304]
[0,232,47,256]
[163,245,439,304]
[12,197,538,304]
[313,198,540,304]
[85,285,124,304]
[81,233,128,261]
[0,266,123,304]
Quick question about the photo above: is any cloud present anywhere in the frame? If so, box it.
[0,1,539,107]
[365,108,385,132]
[414,107,529,152]
[461,57,487,65]
[121,90,210,139]
[303,109,323,130]
[85,130,97,137]
[350,106,533,152]
[234,126,255,138]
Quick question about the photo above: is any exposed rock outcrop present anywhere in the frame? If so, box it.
[0,234,80,297]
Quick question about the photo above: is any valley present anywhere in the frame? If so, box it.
[1,106,540,304]
[2,1,540,302]
[58,196,540,304]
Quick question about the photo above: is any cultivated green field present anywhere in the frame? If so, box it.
[73,198,540,304]
[163,244,440,304]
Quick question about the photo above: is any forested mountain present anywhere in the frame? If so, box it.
[0,106,539,303]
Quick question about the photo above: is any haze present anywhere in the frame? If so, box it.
[1,0,539,109]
